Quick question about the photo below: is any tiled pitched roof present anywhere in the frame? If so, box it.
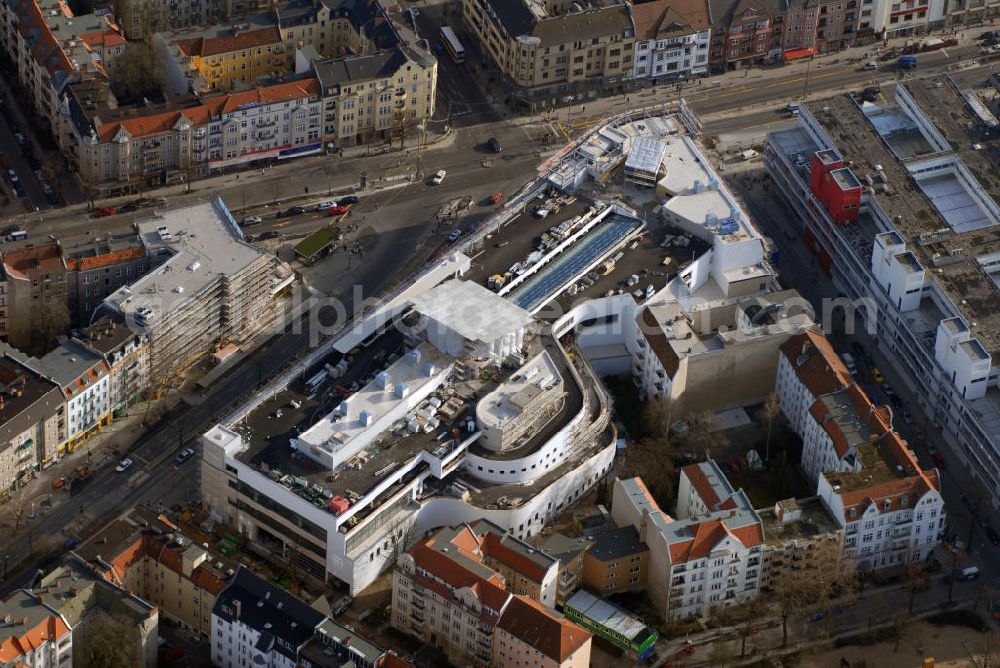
[682,463,724,509]
[0,615,71,663]
[667,515,764,563]
[780,330,852,398]
[836,432,941,517]
[1,243,65,278]
[640,307,680,377]
[66,245,146,271]
[808,383,889,458]
[633,0,708,39]
[480,531,550,583]
[175,26,283,58]
[79,30,126,48]
[409,541,510,614]
[496,595,590,663]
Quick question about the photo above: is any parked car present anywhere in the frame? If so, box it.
[327,205,350,216]
[901,409,913,425]
[115,458,134,473]
[431,169,447,185]
[882,382,894,398]
[14,132,25,145]
[871,367,886,383]
[448,229,463,242]
[94,207,117,218]
[175,448,195,464]
[241,216,263,226]
[316,200,335,210]
[337,195,359,206]
[975,508,991,529]
[985,526,1000,546]
[286,205,305,216]
[119,202,140,213]
[488,137,502,153]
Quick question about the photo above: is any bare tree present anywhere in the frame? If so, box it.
[967,632,1000,668]
[889,608,912,653]
[623,442,677,504]
[74,610,139,668]
[758,392,781,463]
[30,299,70,355]
[110,43,164,103]
[905,560,927,613]
[682,411,729,461]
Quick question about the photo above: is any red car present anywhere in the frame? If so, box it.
[93,207,116,218]
[327,205,350,216]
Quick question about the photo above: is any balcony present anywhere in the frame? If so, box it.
[410,610,425,623]
[412,598,425,610]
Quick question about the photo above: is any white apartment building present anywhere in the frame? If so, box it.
[36,341,111,448]
[765,81,1000,510]
[211,566,326,668]
[631,0,711,81]
[775,329,854,437]
[856,0,931,37]
[612,475,764,621]
[817,431,945,570]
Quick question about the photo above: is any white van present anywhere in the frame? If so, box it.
[839,352,858,376]
[959,566,980,581]
[740,149,759,161]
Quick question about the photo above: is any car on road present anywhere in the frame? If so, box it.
[871,367,885,383]
[882,382,894,398]
[448,229,463,242]
[901,409,913,425]
[93,207,117,218]
[976,508,991,529]
[860,60,878,71]
[986,526,1000,546]
[286,206,306,216]
[316,200,335,210]
[241,216,263,226]
[115,458,134,473]
[255,230,281,241]
[431,169,447,185]
[985,44,1000,55]
[488,137,502,153]
[327,205,350,216]
[119,202,140,213]
[14,132,25,145]
[337,195,359,206]
[175,448,195,464]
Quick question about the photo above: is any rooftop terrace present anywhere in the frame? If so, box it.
[758,496,841,546]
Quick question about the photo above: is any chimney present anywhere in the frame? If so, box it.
[37,594,44,604]
[233,599,241,621]
[800,340,811,357]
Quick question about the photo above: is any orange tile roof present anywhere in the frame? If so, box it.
[667,518,763,563]
[682,463,723,509]
[380,652,417,668]
[480,531,549,583]
[95,79,318,143]
[632,0,710,38]
[65,244,146,272]
[808,383,889,458]
[175,26,283,58]
[1,243,65,278]
[837,432,941,517]
[409,540,510,615]
[79,29,126,48]
[497,595,591,663]
[0,615,71,663]
[633,477,662,512]
[780,330,853,399]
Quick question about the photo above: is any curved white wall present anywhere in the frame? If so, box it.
[417,438,617,543]
[463,413,584,484]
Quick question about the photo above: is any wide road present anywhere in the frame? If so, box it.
[1,34,996,592]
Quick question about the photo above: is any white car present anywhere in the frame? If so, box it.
[316,201,335,210]
[241,216,262,226]
[431,169,447,185]
[115,458,134,473]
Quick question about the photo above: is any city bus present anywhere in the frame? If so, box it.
[439,26,465,64]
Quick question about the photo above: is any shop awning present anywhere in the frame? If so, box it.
[784,46,817,60]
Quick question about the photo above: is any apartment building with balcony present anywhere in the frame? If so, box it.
[929,0,1000,28]
[312,47,438,149]
[0,591,73,666]
[391,522,591,668]
[765,80,1000,510]
[612,475,765,621]
[856,0,931,37]
[707,0,785,71]
[460,0,636,109]
[74,505,239,640]
[0,355,65,495]
[274,0,405,59]
[758,496,843,590]
[168,20,290,92]
[538,532,591,605]
[799,383,891,483]
[212,566,327,668]
[631,0,712,81]
[101,200,293,386]
[72,316,149,412]
[113,0,220,39]
[818,430,944,569]
[37,340,111,452]
[0,0,124,145]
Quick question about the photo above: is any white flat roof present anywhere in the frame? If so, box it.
[297,342,451,462]
[625,136,667,176]
[104,199,267,319]
[477,350,560,428]
[410,280,534,345]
